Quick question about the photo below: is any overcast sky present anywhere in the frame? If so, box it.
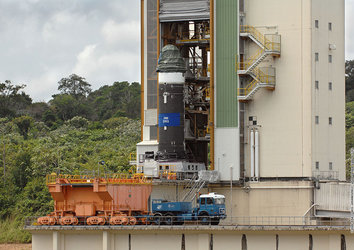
[0,0,353,102]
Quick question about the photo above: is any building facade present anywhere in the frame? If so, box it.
[137,0,345,218]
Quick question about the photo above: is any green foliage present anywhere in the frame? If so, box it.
[13,116,34,140]
[346,60,354,101]
[0,217,31,243]
[0,117,140,243]
[0,80,32,118]
[58,74,91,99]
[0,76,142,243]
[346,102,354,179]
[65,116,89,129]
[88,81,141,120]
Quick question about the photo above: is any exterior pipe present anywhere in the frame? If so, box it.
[303,204,319,217]
[249,186,314,189]
[140,0,144,141]
[210,0,215,170]
[156,0,160,142]
[250,129,255,178]
[255,129,259,179]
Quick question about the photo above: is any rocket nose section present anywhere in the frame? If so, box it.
[156,44,187,73]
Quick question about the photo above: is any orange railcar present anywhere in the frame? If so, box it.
[38,173,152,226]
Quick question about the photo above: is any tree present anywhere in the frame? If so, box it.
[58,74,92,99]
[13,116,34,140]
[50,94,90,121]
[87,81,141,120]
[0,80,32,118]
[346,60,354,102]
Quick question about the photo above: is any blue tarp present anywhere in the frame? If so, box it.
[158,113,181,127]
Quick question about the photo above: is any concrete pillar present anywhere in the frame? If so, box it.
[53,231,60,250]
[103,231,110,250]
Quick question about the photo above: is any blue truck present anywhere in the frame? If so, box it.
[150,193,226,225]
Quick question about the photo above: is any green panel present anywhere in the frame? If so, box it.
[215,0,238,127]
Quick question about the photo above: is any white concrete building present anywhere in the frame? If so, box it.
[138,0,346,213]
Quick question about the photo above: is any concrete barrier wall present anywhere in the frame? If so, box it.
[31,229,353,250]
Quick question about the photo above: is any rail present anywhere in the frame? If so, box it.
[313,170,339,180]
[238,79,259,97]
[24,216,350,228]
[240,25,280,52]
[46,173,152,185]
[129,153,137,165]
[176,30,210,43]
[237,67,275,97]
[236,49,264,71]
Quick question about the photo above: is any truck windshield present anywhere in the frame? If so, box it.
[214,198,225,205]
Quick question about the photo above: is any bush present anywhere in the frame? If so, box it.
[65,116,89,129]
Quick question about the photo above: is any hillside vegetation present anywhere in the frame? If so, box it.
[0,75,141,243]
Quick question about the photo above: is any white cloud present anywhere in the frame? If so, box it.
[102,19,139,46]
[25,70,62,102]
[0,0,140,101]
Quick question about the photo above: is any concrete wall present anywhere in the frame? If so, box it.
[211,182,313,219]
[311,0,346,181]
[243,0,313,178]
[243,0,345,180]
[31,229,354,250]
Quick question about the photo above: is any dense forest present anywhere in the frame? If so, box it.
[0,59,354,243]
[0,75,141,242]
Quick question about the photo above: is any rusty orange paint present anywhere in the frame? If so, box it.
[38,175,153,225]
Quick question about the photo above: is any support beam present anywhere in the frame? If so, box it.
[52,231,60,250]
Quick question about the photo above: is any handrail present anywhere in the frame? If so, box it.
[237,66,275,97]
[25,215,351,227]
[46,173,152,185]
[236,49,264,71]
[240,25,280,52]
[238,79,259,97]
[129,153,137,162]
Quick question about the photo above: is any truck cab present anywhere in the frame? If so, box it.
[196,193,226,225]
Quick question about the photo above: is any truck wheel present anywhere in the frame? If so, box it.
[153,214,163,225]
[198,214,210,225]
[211,219,220,225]
[164,213,174,225]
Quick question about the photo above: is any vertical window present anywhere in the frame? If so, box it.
[329,82,332,90]
[315,81,319,89]
[329,162,333,170]
[329,55,332,63]
[315,53,319,61]
[315,116,319,124]
[316,161,319,170]
[315,20,319,28]
[329,117,332,125]
[328,22,332,31]
[150,125,158,140]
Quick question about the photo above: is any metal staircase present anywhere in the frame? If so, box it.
[181,175,206,202]
[237,25,281,102]
[180,170,218,202]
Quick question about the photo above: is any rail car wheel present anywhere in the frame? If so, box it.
[128,217,137,225]
[121,217,129,225]
[164,213,174,225]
